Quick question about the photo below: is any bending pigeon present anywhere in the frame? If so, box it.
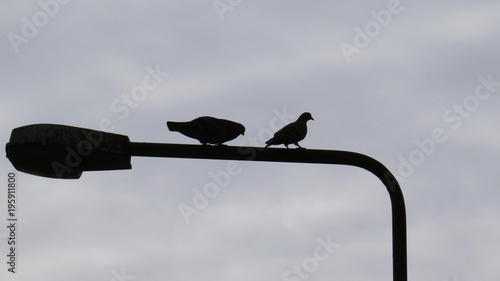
[167,116,245,145]
[265,112,314,149]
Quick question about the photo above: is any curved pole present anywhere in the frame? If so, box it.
[129,143,407,281]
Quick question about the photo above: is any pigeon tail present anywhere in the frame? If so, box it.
[166,121,184,132]
[265,138,274,147]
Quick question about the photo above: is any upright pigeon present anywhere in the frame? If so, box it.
[265,112,314,149]
[167,116,245,145]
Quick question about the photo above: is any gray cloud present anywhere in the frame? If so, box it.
[1,0,500,280]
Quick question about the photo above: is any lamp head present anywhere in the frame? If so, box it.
[6,124,131,179]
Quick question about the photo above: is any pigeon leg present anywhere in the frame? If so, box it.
[294,143,305,149]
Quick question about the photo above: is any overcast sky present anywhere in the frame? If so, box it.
[1,0,500,280]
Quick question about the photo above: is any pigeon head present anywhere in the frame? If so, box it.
[297,112,314,122]
[236,123,245,136]
[226,121,245,137]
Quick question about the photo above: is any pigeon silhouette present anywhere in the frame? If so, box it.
[167,116,245,145]
[265,112,314,149]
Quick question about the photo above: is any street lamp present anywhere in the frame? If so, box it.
[5,123,407,281]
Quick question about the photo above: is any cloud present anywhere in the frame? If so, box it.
[1,1,500,280]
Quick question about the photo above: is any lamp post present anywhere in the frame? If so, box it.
[6,123,407,281]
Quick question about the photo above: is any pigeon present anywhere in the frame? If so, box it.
[265,112,314,149]
[167,116,245,145]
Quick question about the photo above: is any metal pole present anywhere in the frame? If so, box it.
[129,142,407,281]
